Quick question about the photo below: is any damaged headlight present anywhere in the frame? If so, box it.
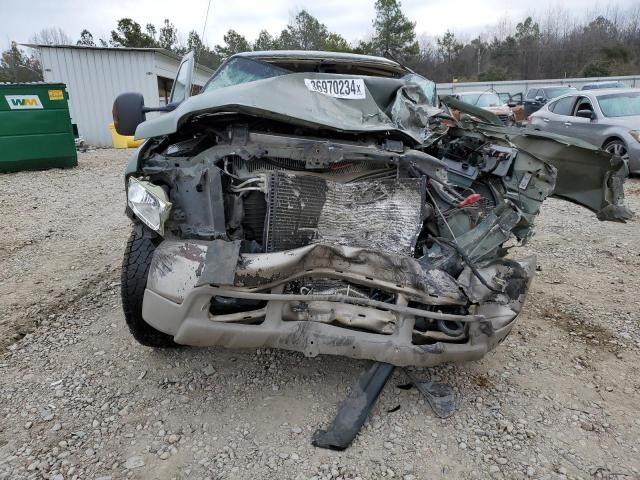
[127,178,171,235]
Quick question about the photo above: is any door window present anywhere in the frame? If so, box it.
[548,96,576,116]
[169,52,195,105]
[170,62,190,104]
[572,97,594,116]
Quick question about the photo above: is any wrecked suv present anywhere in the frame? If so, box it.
[113,50,632,367]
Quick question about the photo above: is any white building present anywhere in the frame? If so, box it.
[26,45,214,147]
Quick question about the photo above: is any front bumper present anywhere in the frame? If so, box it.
[141,240,536,367]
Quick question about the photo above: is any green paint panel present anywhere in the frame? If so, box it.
[0,83,77,173]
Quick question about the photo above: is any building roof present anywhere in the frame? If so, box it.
[22,44,214,74]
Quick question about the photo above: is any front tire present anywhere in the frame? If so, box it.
[603,139,629,162]
[121,223,180,348]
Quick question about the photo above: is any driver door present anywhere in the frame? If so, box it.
[169,51,195,105]
[563,96,601,145]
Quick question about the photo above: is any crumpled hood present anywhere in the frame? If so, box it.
[136,72,427,143]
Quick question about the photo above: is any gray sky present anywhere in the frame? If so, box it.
[2,0,637,50]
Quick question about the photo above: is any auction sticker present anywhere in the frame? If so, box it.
[304,78,366,99]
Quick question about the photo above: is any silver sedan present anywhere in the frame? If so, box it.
[528,88,640,175]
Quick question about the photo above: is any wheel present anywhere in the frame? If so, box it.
[121,223,180,348]
[603,139,629,162]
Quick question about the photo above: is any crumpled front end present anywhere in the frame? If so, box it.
[142,241,536,366]
[127,72,632,366]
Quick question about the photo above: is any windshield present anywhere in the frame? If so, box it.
[203,57,289,92]
[597,92,640,117]
[402,73,437,106]
[459,93,502,107]
[544,87,573,99]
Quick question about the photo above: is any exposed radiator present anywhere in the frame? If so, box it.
[230,155,396,182]
[264,171,425,256]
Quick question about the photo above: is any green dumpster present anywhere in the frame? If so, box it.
[0,82,77,173]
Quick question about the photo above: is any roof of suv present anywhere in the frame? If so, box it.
[235,50,401,65]
[231,50,408,76]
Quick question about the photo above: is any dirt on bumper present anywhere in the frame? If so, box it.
[142,240,536,367]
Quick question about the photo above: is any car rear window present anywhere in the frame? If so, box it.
[597,92,640,117]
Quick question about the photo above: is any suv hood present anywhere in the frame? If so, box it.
[136,72,430,143]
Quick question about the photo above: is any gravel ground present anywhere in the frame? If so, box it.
[0,150,639,480]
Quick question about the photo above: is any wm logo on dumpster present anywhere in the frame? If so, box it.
[5,95,43,110]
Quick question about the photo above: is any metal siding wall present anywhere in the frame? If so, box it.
[40,48,155,146]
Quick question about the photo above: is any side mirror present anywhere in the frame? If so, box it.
[576,109,595,120]
[534,95,544,103]
[113,92,146,136]
[507,101,517,108]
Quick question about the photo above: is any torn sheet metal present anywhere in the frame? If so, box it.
[146,241,468,306]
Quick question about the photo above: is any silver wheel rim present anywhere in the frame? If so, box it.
[605,142,629,161]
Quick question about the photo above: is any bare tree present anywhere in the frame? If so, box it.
[29,27,72,45]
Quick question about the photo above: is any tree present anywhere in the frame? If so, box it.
[110,18,157,48]
[146,24,157,41]
[253,30,277,51]
[0,42,42,82]
[29,28,72,45]
[322,33,352,53]
[470,36,488,76]
[186,30,204,53]
[478,66,508,81]
[215,30,251,58]
[514,17,541,78]
[369,0,420,63]
[283,10,329,50]
[186,31,222,70]
[158,19,178,51]
[269,9,350,52]
[77,29,96,46]
[582,61,610,77]
[437,31,463,68]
